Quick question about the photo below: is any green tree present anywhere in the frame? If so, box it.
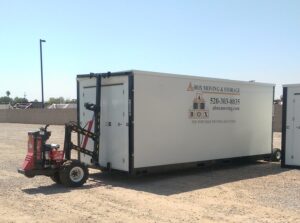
[13,97,28,104]
[6,91,10,97]
[48,97,65,104]
[0,96,12,104]
[65,98,77,104]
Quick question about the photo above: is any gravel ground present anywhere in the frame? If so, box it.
[0,123,299,223]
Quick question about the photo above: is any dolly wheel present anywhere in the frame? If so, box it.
[59,160,89,187]
[24,173,35,178]
[50,172,61,184]
[272,148,281,162]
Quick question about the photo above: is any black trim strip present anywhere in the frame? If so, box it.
[128,73,134,173]
[132,153,272,175]
[77,80,80,161]
[102,83,124,87]
[83,86,96,89]
[281,87,288,167]
[271,86,274,154]
[282,164,300,169]
[77,71,132,78]
[93,76,101,164]
[295,93,300,95]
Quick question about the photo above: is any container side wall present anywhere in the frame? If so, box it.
[134,73,273,168]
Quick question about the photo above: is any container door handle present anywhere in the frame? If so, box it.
[105,122,111,126]
[118,122,122,126]
[296,126,300,129]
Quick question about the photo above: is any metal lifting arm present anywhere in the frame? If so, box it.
[64,122,97,161]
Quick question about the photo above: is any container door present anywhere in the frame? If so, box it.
[79,85,96,164]
[292,94,300,166]
[99,84,129,171]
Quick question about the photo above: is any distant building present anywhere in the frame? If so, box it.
[48,104,77,109]
[0,104,12,109]
[13,102,43,109]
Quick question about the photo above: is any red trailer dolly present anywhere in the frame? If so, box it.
[18,121,97,187]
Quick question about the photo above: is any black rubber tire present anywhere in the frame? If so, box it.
[50,172,61,184]
[24,173,35,178]
[272,148,281,162]
[59,160,89,187]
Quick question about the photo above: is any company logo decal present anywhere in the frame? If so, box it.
[187,82,241,123]
[186,82,240,95]
[187,82,194,91]
[189,93,209,119]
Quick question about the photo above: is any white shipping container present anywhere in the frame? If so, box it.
[282,84,300,168]
[77,70,274,174]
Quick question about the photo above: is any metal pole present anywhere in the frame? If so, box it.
[40,39,46,108]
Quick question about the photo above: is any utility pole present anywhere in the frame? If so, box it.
[40,39,46,108]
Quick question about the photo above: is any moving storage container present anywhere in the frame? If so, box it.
[281,84,300,168]
[77,70,274,174]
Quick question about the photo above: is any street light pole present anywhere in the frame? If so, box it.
[40,39,46,108]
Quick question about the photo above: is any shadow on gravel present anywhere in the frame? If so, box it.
[22,181,106,195]
[22,184,71,195]
[22,161,290,196]
[88,161,290,196]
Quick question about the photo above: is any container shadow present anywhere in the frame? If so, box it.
[88,161,289,196]
[22,184,71,195]
[21,161,289,196]
[22,179,106,195]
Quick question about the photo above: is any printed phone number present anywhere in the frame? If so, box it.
[210,97,240,105]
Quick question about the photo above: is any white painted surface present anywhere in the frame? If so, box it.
[99,84,129,171]
[285,85,300,166]
[78,71,274,171]
[133,71,274,168]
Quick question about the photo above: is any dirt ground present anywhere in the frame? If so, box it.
[0,123,299,223]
